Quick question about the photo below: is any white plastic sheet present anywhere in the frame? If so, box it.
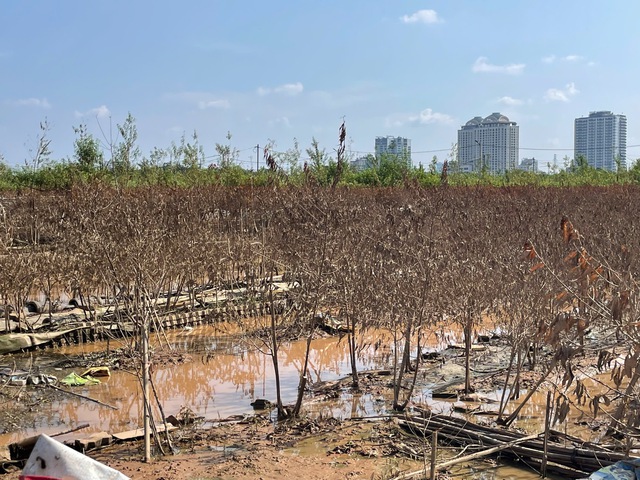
[21,434,129,480]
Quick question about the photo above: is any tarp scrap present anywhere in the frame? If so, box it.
[587,458,640,480]
[60,372,100,386]
[22,434,129,480]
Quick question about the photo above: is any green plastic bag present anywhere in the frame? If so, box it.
[60,372,101,386]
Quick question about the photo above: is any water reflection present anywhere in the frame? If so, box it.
[0,324,394,444]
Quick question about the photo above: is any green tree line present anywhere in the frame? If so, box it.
[2,115,640,189]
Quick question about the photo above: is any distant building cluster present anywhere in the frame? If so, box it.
[375,136,412,167]
[352,110,627,175]
[454,110,627,174]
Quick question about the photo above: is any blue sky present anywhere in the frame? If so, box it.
[2,1,639,170]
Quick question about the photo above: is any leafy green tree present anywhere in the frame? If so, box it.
[26,119,52,172]
[429,155,438,175]
[113,113,140,174]
[277,138,301,175]
[305,137,330,184]
[215,131,239,168]
[73,124,104,172]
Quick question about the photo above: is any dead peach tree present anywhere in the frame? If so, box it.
[503,210,640,431]
[438,189,504,395]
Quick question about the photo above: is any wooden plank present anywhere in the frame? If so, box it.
[113,424,177,441]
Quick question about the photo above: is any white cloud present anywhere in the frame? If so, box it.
[410,108,454,124]
[544,89,568,102]
[258,82,304,96]
[164,91,232,110]
[388,108,454,127]
[268,116,291,128]
[472,57,525,75]
[275,82,303,95]
[198,99,230,109]
[543,54,589,64]
[544,82,579,102]
[401,9,442,24]
[74,105,111,118]
[12,97,51,108]
[498,96,524,106]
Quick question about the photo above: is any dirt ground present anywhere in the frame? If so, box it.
[2,416,426,480]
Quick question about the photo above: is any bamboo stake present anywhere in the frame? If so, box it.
[397,415,627,467]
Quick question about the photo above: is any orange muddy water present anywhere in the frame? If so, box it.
[1,324,404,444]
[0,322,603,479]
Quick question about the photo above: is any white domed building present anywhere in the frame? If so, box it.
[457,113,519,174]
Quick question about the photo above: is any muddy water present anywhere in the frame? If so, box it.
[0,324,403,445]
[0,323,600,479]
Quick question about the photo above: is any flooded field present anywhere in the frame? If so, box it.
[0,323,401,445]
[0,321,613,480]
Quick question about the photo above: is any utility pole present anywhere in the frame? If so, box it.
[256,144,260,171]
[475,139,483,173]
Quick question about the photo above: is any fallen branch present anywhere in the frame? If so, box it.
[51,423,90,437]
[48,384,119,410]
[391,433,541,480]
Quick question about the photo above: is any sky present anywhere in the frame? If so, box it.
[2,1,640,171]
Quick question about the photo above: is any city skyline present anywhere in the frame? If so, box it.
[2,1,639,170]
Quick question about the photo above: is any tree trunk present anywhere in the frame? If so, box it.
[348,314,359,389]
[142,318,151,462]
[394,318,413,409]
[464,316,473,394]
[501,358,557,427]
[268,286,285,419]
[292,333,313,417]
[497,346,517,422]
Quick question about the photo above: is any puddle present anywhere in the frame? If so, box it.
[0,323,401,444]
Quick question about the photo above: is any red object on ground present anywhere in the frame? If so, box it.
[19,476,62,480]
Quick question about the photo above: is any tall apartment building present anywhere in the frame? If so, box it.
[457,113,519,174]
[375,136,412,167]
[574,111,627,171]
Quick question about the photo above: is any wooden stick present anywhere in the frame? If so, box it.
[429,431,437,480]
[48,384,119,410]
[542,391,552,477]
[391,433,541,480]
[51,423,90,437]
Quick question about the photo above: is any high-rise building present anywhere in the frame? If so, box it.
[457,113,519,174]
[574,111,627,171]
[349,155,372,172]
[518,157,538,172]
[375,136,412,167]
